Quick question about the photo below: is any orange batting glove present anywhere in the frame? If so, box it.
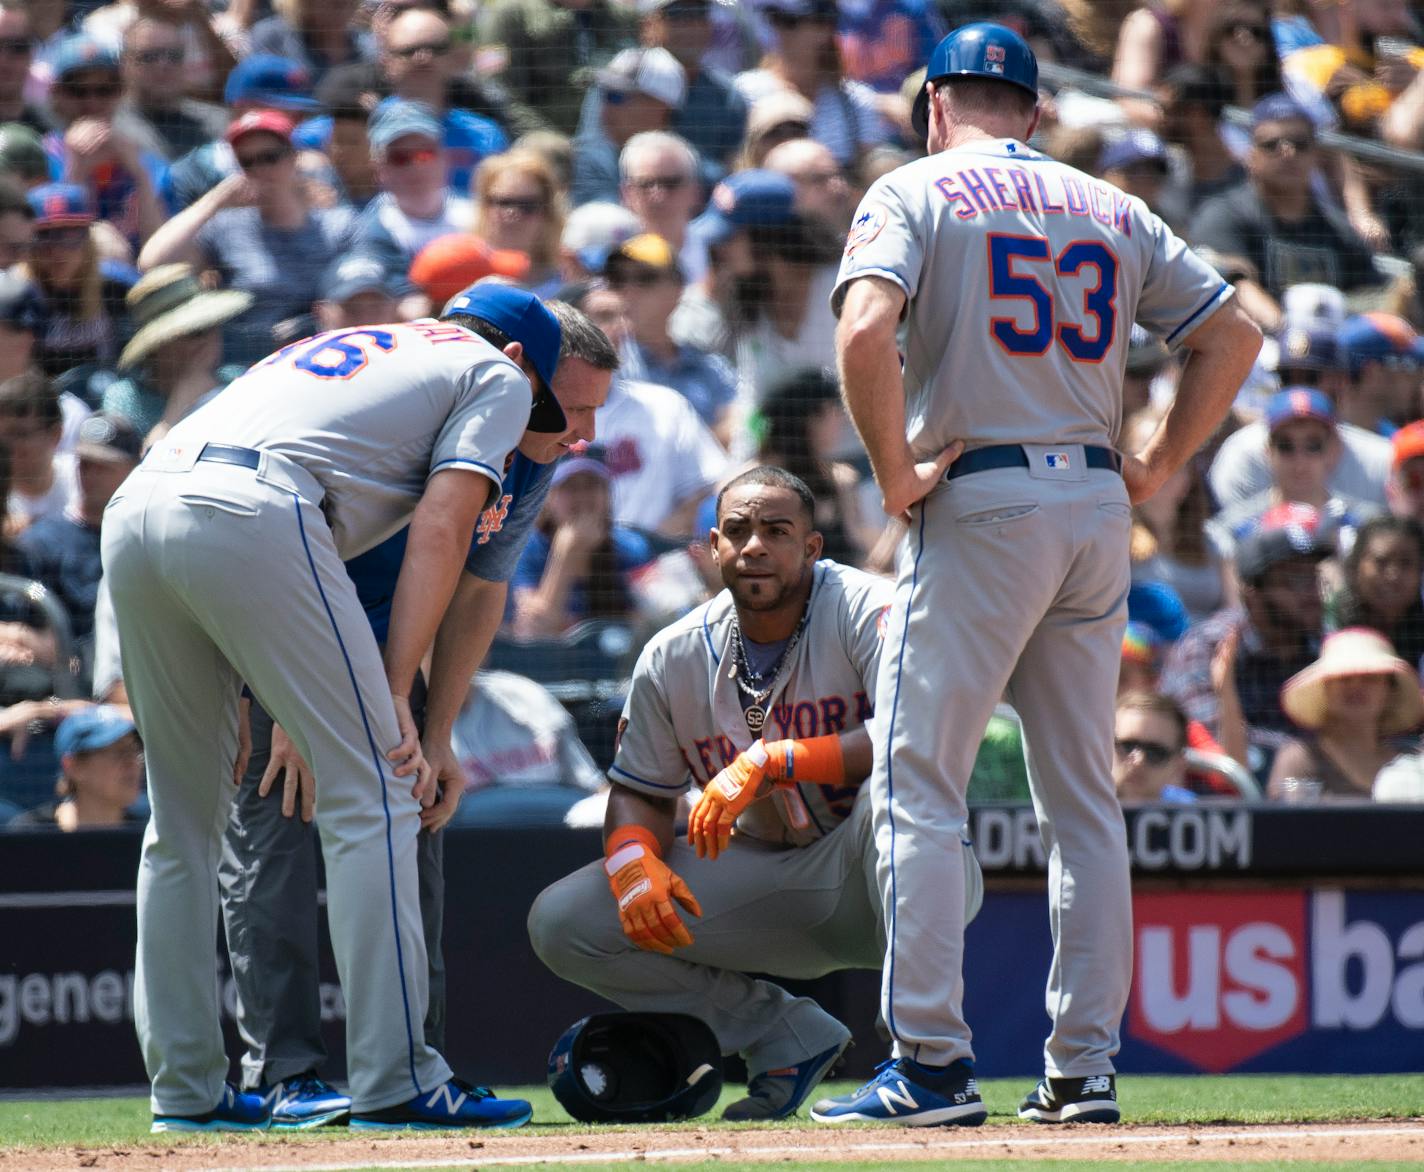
[604,824,702,955]
[688,736,846,860]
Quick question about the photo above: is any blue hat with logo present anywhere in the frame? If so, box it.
[368,98,443,152]
[323,254,403,304]
[1276,323,1340,372]
[52,35,119,82]
[689,170,796,248]
[224,54,319,112]
[1338,312,1421,373]
[1099,129,1170,175]
[913,22,1038,136]
[442,285,566,433]
[56,705,136,757]
[1251,92,1314,130]
[1266,386,1335,433]
[27,183,94,228]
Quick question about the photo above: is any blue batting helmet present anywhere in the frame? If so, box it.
[912,22,1039,137]
[548,1012,722,1123]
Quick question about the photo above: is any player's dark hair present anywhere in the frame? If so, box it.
[441,312,515,354]
[1115,691,1188,753]
[546,300,620,371]
[0,368,59,427]
[936,77,1036,123]
[715,465,816,527]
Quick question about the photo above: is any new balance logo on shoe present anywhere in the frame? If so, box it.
[425,1084,469,1115]
[1081,1076,1113,1095]
[875,1080,919,1115]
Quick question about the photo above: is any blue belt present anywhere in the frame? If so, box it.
[945,444,1122,481]
[197,443,262,471]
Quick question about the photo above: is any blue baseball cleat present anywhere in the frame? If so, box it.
[260,1071,351,1129]
[809,1058,987,1126]
[349,1078,533,1130]
[723,1039,850,1121]
[151,1082,272,1133]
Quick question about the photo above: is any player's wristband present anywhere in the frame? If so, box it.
[605,823,662,874]
[763,735,846,786]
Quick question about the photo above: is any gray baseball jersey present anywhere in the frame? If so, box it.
[610,560,892,847]
[833,137,1238,1082]
[834,138,1231,454]
[102,321,538,1116]
[159,319,533,559]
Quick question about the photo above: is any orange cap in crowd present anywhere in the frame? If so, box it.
[410,234,531,307]
[1392,419,1424,469]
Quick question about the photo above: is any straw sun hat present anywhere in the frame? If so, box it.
[1280,628,1424,734]
[118,265,253,370]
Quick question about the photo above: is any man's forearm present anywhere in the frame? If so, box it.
[1141,301,1261,485]
[385,520,469,698]
[836,278,914,489]
[604,781,678,856]
[424,574,507,740]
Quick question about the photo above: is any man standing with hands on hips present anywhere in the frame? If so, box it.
[816,23,1261,1127]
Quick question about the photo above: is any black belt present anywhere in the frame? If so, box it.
[945,444,1122,481]
[197,443,262,471]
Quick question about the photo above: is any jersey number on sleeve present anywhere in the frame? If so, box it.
[258,328,399,379]
[987,234,1118,363]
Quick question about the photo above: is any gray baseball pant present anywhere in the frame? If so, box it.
[528,789,983,1078]
[102,456,451,1115]
[219,694,448,1092]
[872,461,1132,1077]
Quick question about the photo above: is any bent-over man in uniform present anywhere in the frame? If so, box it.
[528,467,983,1122]
[103,293,567,1131]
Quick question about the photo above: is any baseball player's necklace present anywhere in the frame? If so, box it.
[727,605,810,734]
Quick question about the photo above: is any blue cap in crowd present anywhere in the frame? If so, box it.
[1276,323,1340,372]
[1099,129,1169,174]
[1337,312,1421,373]
[690,170,797,247]
[224,54,319,112]
[324,255,402,304]
[1266,387,1335,433]
[51,34,119,82]
[368,98,443,152]
[56,706,136,757]
[1251,92,1314,130]
[27,183,94,229]
[442,285,566,432]
[1127,581,1189,643]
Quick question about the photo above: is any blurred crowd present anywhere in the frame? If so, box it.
[6,0,1424,830]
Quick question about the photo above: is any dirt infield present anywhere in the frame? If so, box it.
[6,1120,1423,1170]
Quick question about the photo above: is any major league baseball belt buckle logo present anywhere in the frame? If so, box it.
[1044,451,1071,470]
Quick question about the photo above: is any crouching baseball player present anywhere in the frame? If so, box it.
[528,467,983,1121]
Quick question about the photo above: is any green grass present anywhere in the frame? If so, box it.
[1,1074,1421,1152]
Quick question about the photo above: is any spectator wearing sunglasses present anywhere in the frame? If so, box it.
[138,110,356,365]
[82,0,237,104]
[1190,95,1382,317]
[0,3,48,135]
[350,99,471,290]
[44,35,165,250]
[618,131,702,282]
[1336,313,1424,436]
[1209,389,1379,572]
[604,233,734,441]
[115,17,227,162]
[472,148,565,296]
[1113,693,1197,805]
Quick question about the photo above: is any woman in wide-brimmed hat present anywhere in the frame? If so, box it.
[1269,628,1424,800]
[100,264,251,443]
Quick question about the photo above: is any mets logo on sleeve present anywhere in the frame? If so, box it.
[845,205,888,255]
